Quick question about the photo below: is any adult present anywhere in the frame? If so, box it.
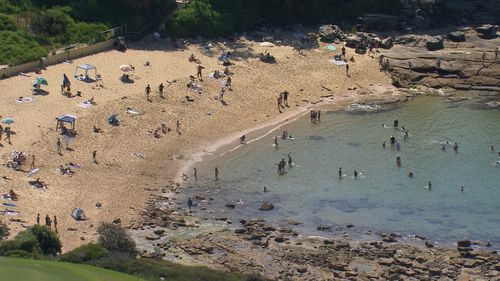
[36,214,40,225]
[193,168,197,181]
[145,84,151,101]
[396,154,401,167]
[288,154,292,166]
[215,167,219,180]
[30,155,36,170]
[188,198,193,212]
[159,83,164,98]
[56,138,62,155]
[92,150,97,164]
[393,119,399,128]
[282,91,289,106]
[197,65,204,80]
[338,167,342,178]
[226,76,232,90]
[5,127,11,144]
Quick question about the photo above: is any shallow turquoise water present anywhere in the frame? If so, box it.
[186,96,500,246]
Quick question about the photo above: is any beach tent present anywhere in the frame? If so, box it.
[71,208,86,221]
[56,114,77,131]
[74,64,97,80]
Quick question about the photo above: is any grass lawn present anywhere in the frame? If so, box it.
[0,257,144,281]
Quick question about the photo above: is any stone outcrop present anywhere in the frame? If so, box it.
[318,25,345,42]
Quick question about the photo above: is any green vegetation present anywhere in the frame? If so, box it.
[0,225,61,257]
[1,223,262,281]
[168,0,402,37]
[0,257,145,281]
[0,220,9,240]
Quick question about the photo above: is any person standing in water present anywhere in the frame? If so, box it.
[288,154,292,167]
[354,170,358,178]
[460,186,464,192]
[214,167,219,180]
[274,136,279,148]
[396,154,401,167]
[396,142,401,151]
[383,141,386,148]
[393,119,399,128]
[193,167,197,181]
[453,142,459,152]
[408,171,414,178]
[428,180,432,189]
[188,198,193,212]
[338,167,342,178]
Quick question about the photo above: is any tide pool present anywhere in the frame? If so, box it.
[184,96,500,247]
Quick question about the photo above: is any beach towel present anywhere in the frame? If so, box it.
[27,168,40,177]
[15,97,35,103]
[326,45,337,51]
[329,58,348,66]
[69,163,81,169]
[2,203,16,207]
[1,194,13,201]
[131,152,145,158]
[1,209,19,215]
[77,101,93,108]
[126,108,140,115]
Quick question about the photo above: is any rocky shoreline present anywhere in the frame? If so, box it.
[128,184,499,280]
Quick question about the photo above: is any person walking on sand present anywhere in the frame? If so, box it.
[0,123,3,142]
[226,76,232,90]
[30,155,35,170]
[36,213,40,225]
[219,88,225,102]
[145,84,151,101]
[341,45,346,58]
[215,167,219,180]
[193,167,197,181]
[92,150,97,164]
[159,83,164,98]
[53,215,58,232]
[197,65,204,80]
[317,110,321,121]
[56,138,62,155]
[345,63,350,77]
[45,214,51,229]
[283,91,289,106]
[277,94,283,113]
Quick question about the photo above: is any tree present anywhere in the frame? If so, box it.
[169,0,229,37]
[28,225,62,255]
[31,6,73,35]
[97,223,137,256]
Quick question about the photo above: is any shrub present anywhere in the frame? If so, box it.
[97,223,137,256]
[10,230,41,255]
[0,240,17,255]
[0,13,16,31]
[60,243,108,263]
[27,225,62,256]
[0,30,46,65]
[0,220,9,240]
[4,249,31,258]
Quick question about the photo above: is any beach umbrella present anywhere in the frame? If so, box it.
[119,65,133,72]
[34,76,48,86]
[1,117,14,125]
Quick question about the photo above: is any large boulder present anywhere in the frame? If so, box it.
[475,24,497,39]
[345,35,362,48]
[447,31,465,42]
[426,36,444,51]
[318,25,345,42]
[381,37,393,49]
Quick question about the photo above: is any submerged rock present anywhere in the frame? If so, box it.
[259,202,274,211]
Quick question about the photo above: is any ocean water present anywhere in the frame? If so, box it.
[184,96,500,246]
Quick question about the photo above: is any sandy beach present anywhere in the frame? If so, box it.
[0,36,402,251]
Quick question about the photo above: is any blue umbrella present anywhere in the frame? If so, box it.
[1,117,14,124]
[33,77,48,86]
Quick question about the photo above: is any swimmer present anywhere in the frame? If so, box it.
[354,170,358,178]
[287,154,292,167]
[338,167,342,178]
[460,186,464,192]
[408,171,414,178]
[404,130,409,140]
[383,141,386,148]
[428,180,432,189]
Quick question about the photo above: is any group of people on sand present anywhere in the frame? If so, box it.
[277,91,289,113]
[310,110,321,123]
[36,213,58,232]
